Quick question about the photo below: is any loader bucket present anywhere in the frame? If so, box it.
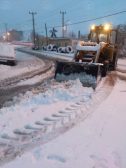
[54,61,102,88]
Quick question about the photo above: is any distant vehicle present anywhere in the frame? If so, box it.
[0,43,16,65]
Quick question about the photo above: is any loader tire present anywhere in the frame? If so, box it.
[7,60,16,66]
[63,65,73,75]
[101,64,108,77]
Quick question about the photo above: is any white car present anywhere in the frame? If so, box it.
[0,43,16,65]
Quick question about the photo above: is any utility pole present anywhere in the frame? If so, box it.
[45,23,48,45]
[78,30,80,39]
[60,11,66,38]
[5,23,8,35]
[29,11,37,45]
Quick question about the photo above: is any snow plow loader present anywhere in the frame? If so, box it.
[55,24,118,88]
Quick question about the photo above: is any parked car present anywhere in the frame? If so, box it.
[0,43,16,66]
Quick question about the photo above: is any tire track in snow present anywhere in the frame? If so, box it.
[0,73,116,166]
[0,55,54,107]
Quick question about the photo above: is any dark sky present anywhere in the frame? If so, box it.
[0,0,126,37]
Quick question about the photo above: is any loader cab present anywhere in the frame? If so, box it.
[89,24,117,45]
[89,24,111,43]
[89,24,118,73]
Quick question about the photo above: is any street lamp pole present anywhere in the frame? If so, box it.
[29,11,37,45]
[60,11,66,38]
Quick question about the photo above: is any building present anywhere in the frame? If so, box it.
[8,29,23,41]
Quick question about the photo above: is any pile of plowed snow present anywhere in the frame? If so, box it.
[56,72,97,88]
[0,79,93,136]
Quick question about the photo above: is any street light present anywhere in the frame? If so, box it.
[6,32,10,41]
[7,32,10,36]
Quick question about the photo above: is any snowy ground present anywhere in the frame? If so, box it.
[0,80,93,137]
[0,46,73,85]
[0,47,126,168]
[117,58,126,72]
[3,79,125,168]
[0,50,45,82]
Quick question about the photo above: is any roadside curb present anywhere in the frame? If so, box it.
[16,47,73,62]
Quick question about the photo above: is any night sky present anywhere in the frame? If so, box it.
[0,0,126,37]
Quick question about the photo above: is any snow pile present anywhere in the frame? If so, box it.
[117,58,126,71]
[2,78,126,168]
[41,50,74,59]
[0,79,93,136]
[55,72,97,88]
[118,45,126,57]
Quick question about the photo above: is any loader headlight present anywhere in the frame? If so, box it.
[104,24,111,31]
[91,25,95,30]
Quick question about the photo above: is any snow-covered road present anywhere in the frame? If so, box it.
[0,50,54,107]
[0,51,45,82]
[0,47,126,168]
[0,50,54,88]
[0,58,125,168]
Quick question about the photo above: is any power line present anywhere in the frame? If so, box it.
[69,10,126,25]
[49,10,126,29]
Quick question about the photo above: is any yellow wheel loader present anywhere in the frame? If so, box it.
[55,24,118,88]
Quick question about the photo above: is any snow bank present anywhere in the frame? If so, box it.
[2,79,126,168]
[117,58,126,71]
[0,79,93,136]
[41,50,74,59]
[1,77,126,168]
[118,45,126,57]
[56,72,97,88]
